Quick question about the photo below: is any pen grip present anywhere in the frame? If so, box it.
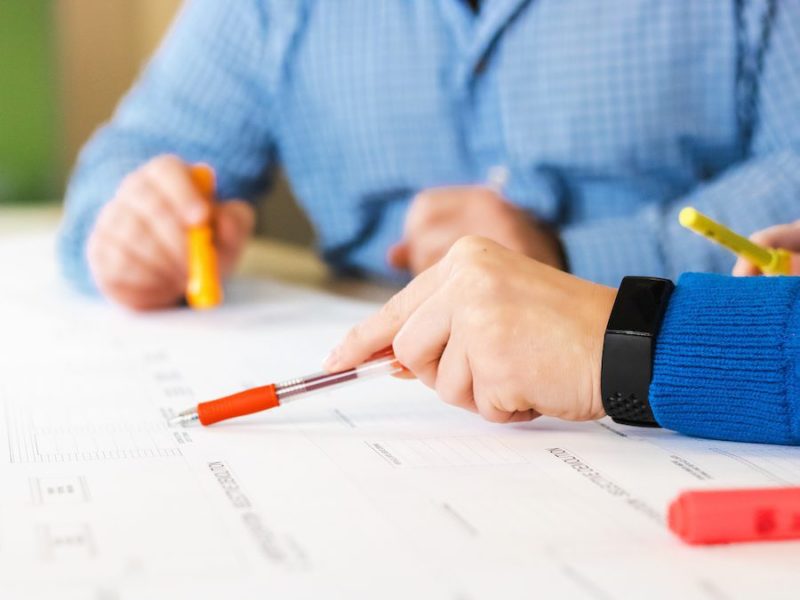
[197,384,279,426]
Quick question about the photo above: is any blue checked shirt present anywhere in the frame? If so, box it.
[59,0,800,290]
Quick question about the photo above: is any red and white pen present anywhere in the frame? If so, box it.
[169,349,403,427]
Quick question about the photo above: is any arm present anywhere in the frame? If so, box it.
[326,238,800,445]
[58,0,278,292]
[650,272,800,444]
[561,6,800,287]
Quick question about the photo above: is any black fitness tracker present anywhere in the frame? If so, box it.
[601,276,675,427]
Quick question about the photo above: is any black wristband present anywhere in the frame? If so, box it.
[601,277,674,427]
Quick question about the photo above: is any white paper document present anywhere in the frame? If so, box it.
[1,234,799,600]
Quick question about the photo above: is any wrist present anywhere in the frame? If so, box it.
[589,284,617,420]
[600,277,675,427]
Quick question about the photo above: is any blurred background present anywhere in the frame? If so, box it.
[0,0,313,245]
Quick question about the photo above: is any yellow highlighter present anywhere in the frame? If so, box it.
[679,207,790,276]
[186,164,223,309]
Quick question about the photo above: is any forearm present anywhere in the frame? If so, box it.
[560,152,800,286]
[649,272,800,444]
[562,5,800,286]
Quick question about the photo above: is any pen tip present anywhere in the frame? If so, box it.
[168,409,199,427]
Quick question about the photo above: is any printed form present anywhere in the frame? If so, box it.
[1,235,799,600]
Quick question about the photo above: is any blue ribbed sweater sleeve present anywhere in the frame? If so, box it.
[650,273,800,445]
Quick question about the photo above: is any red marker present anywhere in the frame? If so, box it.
[669,487,800,545]
[169,350,403,426]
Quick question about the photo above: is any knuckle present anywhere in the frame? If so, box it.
[471,187,499,208]
[341,318,378,355]
[447,235,489,262]
[116,212,146,242]
[342,324,365,349]
[447,245,501,289]
[148,199,173,225]
[475,400,507,423]
[149,153,182,171]
[391,332,418,372]
[472,380,523,420]
[98,244,127,277]
[497,392,529,416]
[117,171,146,197]
[143,154,184,183]
[380,292,407,329]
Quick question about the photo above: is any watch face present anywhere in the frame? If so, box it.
[606,277,674,337]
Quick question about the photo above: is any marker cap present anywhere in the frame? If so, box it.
[669,487,800,545]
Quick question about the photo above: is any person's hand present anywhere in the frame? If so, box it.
[388,186,564,276]
[327,236,616,423]
[732,221,800,276]
[87,155,255,310]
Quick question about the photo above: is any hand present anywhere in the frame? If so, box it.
[388,186,565,276]
[87,155,255,310]
[732,221,800,276]
[327,236,616,423]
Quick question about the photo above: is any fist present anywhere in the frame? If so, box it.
[87,155,255,310]
[388,186,564,275]
[330,236,616,424]
[732,220,800,276]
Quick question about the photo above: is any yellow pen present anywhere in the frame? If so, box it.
[679,207,791,276]
[186,164,223,309]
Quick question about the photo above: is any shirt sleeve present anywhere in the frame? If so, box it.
[649,272,800,445]
[560,5,800,287]
[58,0,279,292]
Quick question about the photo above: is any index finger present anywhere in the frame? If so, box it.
[324,263,442,371]
[749,223,800,251]
[143,156,211,226]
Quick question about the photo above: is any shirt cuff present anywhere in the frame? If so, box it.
[650,272,800,445]
[560,217,667,287]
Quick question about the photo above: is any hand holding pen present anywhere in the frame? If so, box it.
[730,220,800,276]
[678,207,800,277]
[86,155,254,311]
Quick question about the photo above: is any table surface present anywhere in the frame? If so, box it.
[0,203,397,303]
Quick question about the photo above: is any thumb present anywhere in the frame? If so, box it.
[732,256,762,277]
[215,200,255,276]
[387,241,410,270]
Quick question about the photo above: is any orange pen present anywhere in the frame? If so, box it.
[186,164,223,309]
[169,350,403,426]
